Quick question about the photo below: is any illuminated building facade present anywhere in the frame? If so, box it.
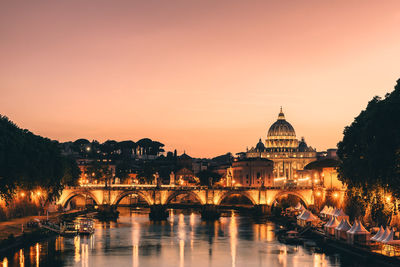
[243,108,317,185]
[231,158,274,187]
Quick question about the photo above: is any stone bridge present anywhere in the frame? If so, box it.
[58,185,321,209]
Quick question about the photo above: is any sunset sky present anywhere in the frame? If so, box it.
[1,1,400,157]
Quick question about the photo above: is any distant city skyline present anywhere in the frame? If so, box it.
[1,1,400,157]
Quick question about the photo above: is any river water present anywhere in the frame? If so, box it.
[1,208,366,267]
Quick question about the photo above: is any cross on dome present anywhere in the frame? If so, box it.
[278,106,285,120]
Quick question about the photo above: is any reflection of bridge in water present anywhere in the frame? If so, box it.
[58,185,340,212]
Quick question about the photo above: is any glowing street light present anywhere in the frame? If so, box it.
[333,192,339,198]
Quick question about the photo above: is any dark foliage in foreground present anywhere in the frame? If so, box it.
[0,115,80,203]
[337,79,400,197]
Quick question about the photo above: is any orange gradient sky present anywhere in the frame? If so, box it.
[1,1,400,158]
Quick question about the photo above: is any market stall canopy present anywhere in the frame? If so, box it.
[333,209,347,217]
[382,229,395,244]
[298,210,318,222]
[376,227,390,242]
[297,210,306,219]
[347,220,359,234]
[351,220,370,235]
[327,216,339,229]
[371,226,384,242]
[327,207,338,216]
[336,219,351,232]
[320,206,329,214]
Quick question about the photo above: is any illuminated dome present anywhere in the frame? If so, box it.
[265,107,299,151]
[267,107,296,138]
[267,109,296,138]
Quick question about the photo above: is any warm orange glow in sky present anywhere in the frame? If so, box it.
[1,1,400,157]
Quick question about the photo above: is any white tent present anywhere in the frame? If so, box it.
[326,216,339,236]
[347,220,370,245]
[382,229,395,244]
[329,208,338,217]
[324,216,334,231]
[371,226,384,242]
[346,220,358,243]
[323,206,332,217]
[376,227,390,243]
[297,210,306,220]
[320,206,328,215]
[333,209,349,221]
[297,210,318,227]
[303,211,318,222]
[335,219,352,240]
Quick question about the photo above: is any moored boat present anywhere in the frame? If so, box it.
[76,218,95,235]
[60,222,78,237]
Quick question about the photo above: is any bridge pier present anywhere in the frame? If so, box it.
[252,204,271,217]
[200,204,221,221]
[149,205,169,221]
[96,205,120,221]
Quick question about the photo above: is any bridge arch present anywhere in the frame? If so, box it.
[112,191,153,206]
[217,191,257,206]
[271,190,309,207]
[165,191,205,205]
[61,191,99,208]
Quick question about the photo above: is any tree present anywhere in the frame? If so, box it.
[149,141,165,155]
[136,162,156,184]
[337,79,400,197]
[101,140,118,157]
[197,170,222,186]
[118,140,136,159]
[0,115,80,203]
[85,161,114,187]
[337,79,400,225]
[116,160,132,182]
[137,138,153,155]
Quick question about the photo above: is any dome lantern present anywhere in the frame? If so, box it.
[278,106,285,120]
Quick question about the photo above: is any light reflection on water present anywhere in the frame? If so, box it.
[1,208,361,267]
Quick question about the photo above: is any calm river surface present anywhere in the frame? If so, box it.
[1,208,367,267]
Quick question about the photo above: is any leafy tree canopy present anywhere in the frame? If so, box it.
[197,170,222,186]
[0,115,80,202]
[337,79,400,197]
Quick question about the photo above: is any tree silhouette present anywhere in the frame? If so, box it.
[337,79,400,197]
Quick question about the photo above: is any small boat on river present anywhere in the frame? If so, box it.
[76,218,95,235]
[278,230,303,245]
[60,222,78,237]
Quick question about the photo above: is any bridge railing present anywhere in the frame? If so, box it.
[64,184,314,190]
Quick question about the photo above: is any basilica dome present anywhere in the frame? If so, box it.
[267,108,296,138]
[265,108,298,150]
